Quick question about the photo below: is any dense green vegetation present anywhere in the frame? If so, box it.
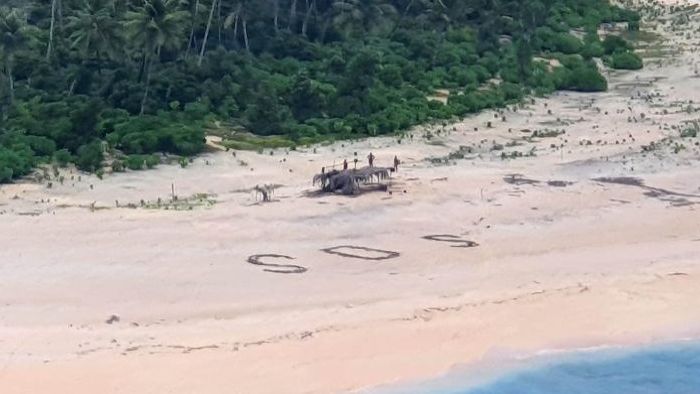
[0,0,641,182]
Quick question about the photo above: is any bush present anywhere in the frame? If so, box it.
[145,155,160,169]
[602,35,632,54]
[53,149,73,167]
[563,65,608,92]
[0,146,34,183]
[125,155,145,170]
[609,51,643,70]
[581,42,605,58]
[112,160,125,172]
[106,115,206,156]
[553,33,584,54]
[75,141,104,172]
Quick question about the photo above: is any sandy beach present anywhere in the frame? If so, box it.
[2,1,700,393]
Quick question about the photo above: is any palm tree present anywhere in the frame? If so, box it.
[46,0,60,60]
[126,0,187,114]
[223,0,251,51]
[331,0,397,37]
[0,8,32,103]
[300,0,315,37]
[183,0,204,57]
[389,0,447,34]
[198,0,218,66]
[66,0,124,70]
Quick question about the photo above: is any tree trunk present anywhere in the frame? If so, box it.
[217,0,222,45]
[198,0,218,66]
[138,52,147,82]
[140,54,154,115]
[243,18,250,51]
[8,62,14,104]
[95,49,102,75]
[186,0,200,58]
[46,0,57,60]
[233,13,239,41]
[301,0,315,37]
[57,0,63,26]
[273,0,279,33]
[67,78,75,96]
[288,0,298,31]
[319,17,331,43]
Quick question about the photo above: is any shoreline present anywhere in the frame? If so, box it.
[370,337,700,393]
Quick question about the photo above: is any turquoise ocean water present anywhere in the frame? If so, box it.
[376,342,700,394]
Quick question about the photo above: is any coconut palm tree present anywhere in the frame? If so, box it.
[0,7,32,103]
[390,0,449,34]
[46,0,60,60]
[183,0,204,57]
[125,0,187,114]
[197,0,218,66]
[331,0,397,37]
[66,0,124,70]
[223,0,252,51]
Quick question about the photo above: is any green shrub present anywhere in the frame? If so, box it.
[125,155,145,170]
[581,42,605,58]
[145,155,160,169]
[602,35,633,54]
[563,66,608,92]
[609,51,643,70]
[75,142,104,172]
[0,146,34,183]
[53,149,73,167]
[553,33,584,54]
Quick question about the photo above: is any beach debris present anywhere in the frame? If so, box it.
[105,315,120,324]
[547,180,575,187]
[253,184,280,202]
[503,174,540,186]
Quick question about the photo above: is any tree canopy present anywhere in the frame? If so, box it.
[0,0,641,181]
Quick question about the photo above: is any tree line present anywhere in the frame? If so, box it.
[0,0,641,182]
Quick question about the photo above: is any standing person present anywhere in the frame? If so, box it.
[343,159,348,170]
[367,152,375,167]
[393,155,400,172]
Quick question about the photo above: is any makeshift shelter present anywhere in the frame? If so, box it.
[313,166,392,195]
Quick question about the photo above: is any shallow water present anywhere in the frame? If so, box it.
[377,342,700,394]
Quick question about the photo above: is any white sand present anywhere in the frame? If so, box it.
[2,2,700,393]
